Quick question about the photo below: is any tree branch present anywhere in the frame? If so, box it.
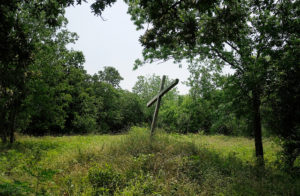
[170,0,183,10]
[225,41,239,53]
[212,48,244,73]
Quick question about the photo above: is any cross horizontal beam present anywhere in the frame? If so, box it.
[147,79,179,107]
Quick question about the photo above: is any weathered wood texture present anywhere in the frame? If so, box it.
[147,78,179,107]
[148,75,179,136]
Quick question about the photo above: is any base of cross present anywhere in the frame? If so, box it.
[147,75,179,137]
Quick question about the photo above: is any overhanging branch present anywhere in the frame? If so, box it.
[212,48,244,73]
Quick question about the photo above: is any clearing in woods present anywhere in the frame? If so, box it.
[0,127,299,195]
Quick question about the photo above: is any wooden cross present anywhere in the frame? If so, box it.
[147,75,179,136]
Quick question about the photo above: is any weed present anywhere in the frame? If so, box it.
[88,164,123,195]
[0,179,32,196]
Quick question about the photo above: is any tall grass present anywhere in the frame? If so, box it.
[0,127,299,195]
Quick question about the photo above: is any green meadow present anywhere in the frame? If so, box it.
[1,127,299,195]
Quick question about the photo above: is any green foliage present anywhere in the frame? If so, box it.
[125,0,300,164]
[159,95,209,134]
[262,39,300,168]
[1,0,298,171]
[178,96,211,133]
[158,71,249,136]
[97,66,124,88]
[0,0,87,142]
[23,28,88,135]
[146,61,252,136]
[119,90,145,128]
[0,1,147,137]
[0,180,32,196]
[88,165,123,195]
[0,140,59,195]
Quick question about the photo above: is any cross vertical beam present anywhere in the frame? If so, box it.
[150,75,166,136]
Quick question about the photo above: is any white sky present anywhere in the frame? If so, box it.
[65,1,190,94]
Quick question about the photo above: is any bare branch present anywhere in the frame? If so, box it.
[225,41,239,53]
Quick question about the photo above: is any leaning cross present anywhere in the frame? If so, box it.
[147,75,179,136]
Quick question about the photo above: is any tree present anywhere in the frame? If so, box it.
[122,0,299,165]
[186,62,252,136]
[119,90,145,129]
[0,0,73,142]
[90,73,121,133]
[15,8,96,136]
[23,31,80,136]
[97,66,124,88]
[263,39,300,168]
[0,0,126,142]
[186,62,227,134]
[63,65,98,134]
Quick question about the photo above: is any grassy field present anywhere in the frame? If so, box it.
[0,127,299,195]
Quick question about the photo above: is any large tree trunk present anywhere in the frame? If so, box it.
[252,89,264,165]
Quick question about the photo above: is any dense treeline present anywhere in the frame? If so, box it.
[0,1,144,138]
[0,0,299,169]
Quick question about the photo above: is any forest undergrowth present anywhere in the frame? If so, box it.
[0,127,299,195]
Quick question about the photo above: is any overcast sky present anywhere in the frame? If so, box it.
[65,1,190,94]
